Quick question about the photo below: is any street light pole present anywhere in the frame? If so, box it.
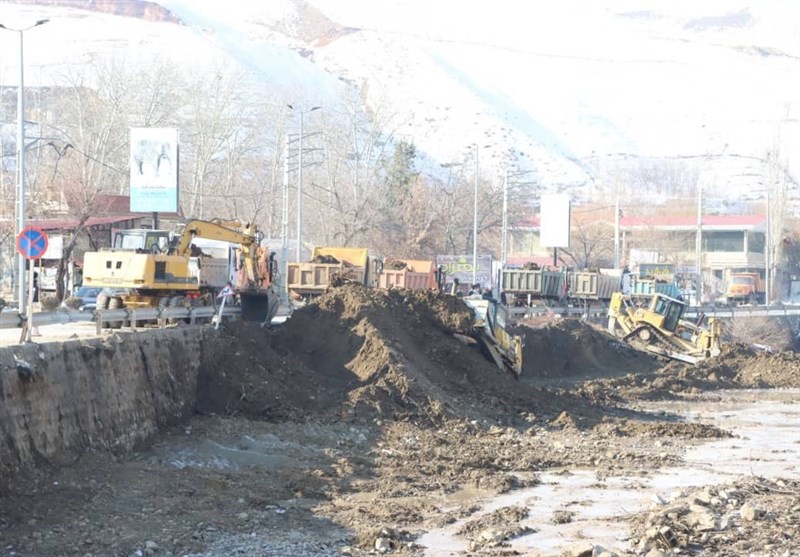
[501,169,508,267]
[289,105,320,262]
[0,19,48,310]
[473,145,479,286]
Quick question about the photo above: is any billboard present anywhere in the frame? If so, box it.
[540,194,571,248]
[130,127,179,212]
[437,255,494,287]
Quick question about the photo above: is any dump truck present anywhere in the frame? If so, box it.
[568,270,622,302]
[82,219,279,324]
[378,259,437,290]
[607,292,721,364]
[286,247,377,301]
[726,271,765,305]
[500,267,565,305]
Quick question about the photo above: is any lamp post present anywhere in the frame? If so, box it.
[0,18,49,310]
[473,145,479,286]
[287,104,321,262]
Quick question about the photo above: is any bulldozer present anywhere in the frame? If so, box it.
[82,219,279,325]
[463,295,524,377]
[607,291,721,364]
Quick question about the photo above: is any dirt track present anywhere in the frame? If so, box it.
[1,285,799,556]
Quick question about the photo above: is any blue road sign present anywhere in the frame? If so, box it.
[16,226,49,260]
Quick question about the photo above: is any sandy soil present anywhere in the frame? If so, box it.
[1,285,798,556]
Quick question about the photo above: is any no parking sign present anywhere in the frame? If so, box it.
[16,226,49,260]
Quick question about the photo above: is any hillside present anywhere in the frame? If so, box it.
[0,0,797,201]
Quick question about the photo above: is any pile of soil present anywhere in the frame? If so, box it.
[197,285,614,427]
[573,341,800,401]
[3,285,800,556]
[518,318,660,380]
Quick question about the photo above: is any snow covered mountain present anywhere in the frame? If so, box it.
[1,0,798,200]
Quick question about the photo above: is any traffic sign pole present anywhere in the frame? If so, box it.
[16,226,48,342]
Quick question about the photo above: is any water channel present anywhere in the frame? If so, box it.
[418,389,800,556]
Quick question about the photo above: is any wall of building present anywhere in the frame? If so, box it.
[0,327,205,475]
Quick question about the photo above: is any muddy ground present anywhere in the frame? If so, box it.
[1,285,798,556]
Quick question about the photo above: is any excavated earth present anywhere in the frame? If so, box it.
[1,284,799,556]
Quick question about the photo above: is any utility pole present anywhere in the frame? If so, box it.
[473,145,479,286]
[287,105,321,263]
[696,183,703,304]
[0,19,49,310]
[501,169,509,267]
[614,188,620,269]
[280,133,290,303]
[766,180,771,307]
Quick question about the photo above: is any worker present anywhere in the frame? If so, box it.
[31,271,41,337]
[216,281,235,306]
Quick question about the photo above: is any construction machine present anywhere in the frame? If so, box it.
[286,247,378,301]
[82,219,279,324]
[607,292,721,364]
[463,295,524,377]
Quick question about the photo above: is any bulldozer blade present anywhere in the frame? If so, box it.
[239,290,279,324]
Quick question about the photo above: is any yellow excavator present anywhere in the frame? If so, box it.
[607,292,721,364]
[82,219,279,324]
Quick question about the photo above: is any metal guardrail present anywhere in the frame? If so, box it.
[506,304,800,319]
[0,305,242,332]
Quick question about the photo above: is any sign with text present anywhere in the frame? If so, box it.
[130,127,179,212]
[540,194,571,248]
[437,255,494,287]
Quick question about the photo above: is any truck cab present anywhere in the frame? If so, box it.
[726,272,765,305]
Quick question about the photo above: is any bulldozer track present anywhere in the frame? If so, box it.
[622,324,681,356]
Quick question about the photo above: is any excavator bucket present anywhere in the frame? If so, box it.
[239,288,280,324]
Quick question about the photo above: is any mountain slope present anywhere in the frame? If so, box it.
[1,0,797,197]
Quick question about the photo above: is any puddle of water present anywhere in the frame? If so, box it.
[419,389,800,556]
[153,433,308,471]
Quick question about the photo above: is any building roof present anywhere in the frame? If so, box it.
[25,215,141,231]
[621,214,766,231]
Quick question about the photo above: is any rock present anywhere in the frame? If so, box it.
[740,502,764,521]
[145,540,158,550]
[645,549,666,557]
[478,528,504,543]
[685,507,717,531]
[375,537,392,552]
[563,541,594,557]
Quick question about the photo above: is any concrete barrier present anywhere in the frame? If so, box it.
[0,327,205,476]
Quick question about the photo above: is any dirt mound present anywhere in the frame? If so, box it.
[576,340,800,401]
[518,318,660,379]
[197,285,595,426]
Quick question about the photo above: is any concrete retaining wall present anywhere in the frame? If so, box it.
[0,328,205,475]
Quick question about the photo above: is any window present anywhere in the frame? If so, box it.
[748,232,765,254]
[703,231,744,253]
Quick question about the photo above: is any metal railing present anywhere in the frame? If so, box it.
[0,305,242,334]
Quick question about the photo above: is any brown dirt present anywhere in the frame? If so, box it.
[1,284,799,556]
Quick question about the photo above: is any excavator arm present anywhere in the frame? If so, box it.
[172,219,262,287]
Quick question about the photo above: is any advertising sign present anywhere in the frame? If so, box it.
[540,194,571,248]
[130,127,179,212]
[638,263,674,280]
[437,255,494,287]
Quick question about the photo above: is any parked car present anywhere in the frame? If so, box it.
[65,286,102,311]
